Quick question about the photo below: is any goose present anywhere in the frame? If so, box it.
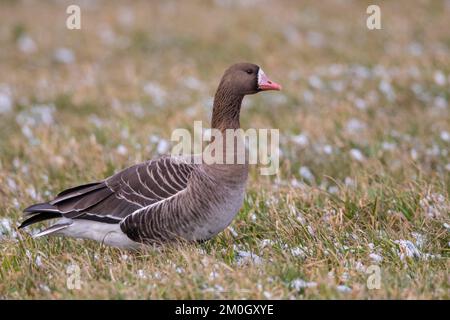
[19,63,282,249]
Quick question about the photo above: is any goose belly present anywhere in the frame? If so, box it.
[183,186,246,241]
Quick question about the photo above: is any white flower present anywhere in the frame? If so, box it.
[21,126,34,140]
[330,80,345,92]
[344,177,356,187]
[137,269,147,279]
[202,283,225,293]
[410,148,418,160]
[175,267,184,274]
[411,232,426,249]
[12,198,20,209]
[0,217,11,230]
[323,145,333,155]
[434,96,448,109]
[299,166,315,182]
[116,145,128,156]
[440,131,450,142]
[89,115,104,128]
[379,79,395,101]
[340,272,350,282]
[39,284,51,292]
[434,71,446,86]
[35,255,43,267]
[346,118,366,134]
[328,64,344,76]
[369,253,383,263]
[227,226,238,238]
[53,48,75,64]
[307,225,315,236]
[235,250,263,266]
[290,247,306,258]
[290,178,302,188]
[353,65,371,78]
[296,211,306,225]
[16,104,55,127]
[354,261,366,273]
[350,149,365,162]
[419,192,447,218]
[302,90,314,104]
[308,75,323,89]
[156,139,169,154]
[0,86,13,114]
[291,278,317,290]
[381,141,396,151]
[17,35,37,54]
[336,285,352,293]
[328,186,339,194]
[143,82,166,107]
[395,240,421,260]
[354,98,367,110]
[292,133,309,147]
[0,218,15,239]
[426,144,440,157]
[260,239,274,249]
[97,26,116,45]
[26,186,38,200]
[184,76,204,90]
[128,103,145,117]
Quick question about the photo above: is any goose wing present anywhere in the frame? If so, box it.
[21,156,196,227]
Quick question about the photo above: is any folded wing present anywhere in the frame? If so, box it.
[20,156,196,228]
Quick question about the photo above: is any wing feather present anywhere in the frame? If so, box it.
[21,156,196,227]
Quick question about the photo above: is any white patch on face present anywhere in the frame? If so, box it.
[257,68,265,85]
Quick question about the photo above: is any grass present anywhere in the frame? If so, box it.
[0,0,449,299]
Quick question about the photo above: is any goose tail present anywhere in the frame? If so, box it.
[19,202,62,229]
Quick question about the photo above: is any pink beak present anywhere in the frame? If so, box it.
[258,69,282,91]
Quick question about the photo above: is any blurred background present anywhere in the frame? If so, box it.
[0,0,449,187]
[0,0,449,299]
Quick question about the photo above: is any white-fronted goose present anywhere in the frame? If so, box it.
[19,63,282,248]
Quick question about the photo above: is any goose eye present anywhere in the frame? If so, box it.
[246,69,253,74]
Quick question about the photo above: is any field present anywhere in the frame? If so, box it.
[0,0,449,299]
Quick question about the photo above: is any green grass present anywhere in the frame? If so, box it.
[0,0,449,299]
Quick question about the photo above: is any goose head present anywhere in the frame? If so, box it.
[219,62,282,95]
[212,63,281,130]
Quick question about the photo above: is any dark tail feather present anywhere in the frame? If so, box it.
[21,202,62,229]
[51,181,105,205]
[18,211,62,229]
[56,181,102,198]
[23,202,60,215]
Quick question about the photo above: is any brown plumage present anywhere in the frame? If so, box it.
[19,62,281,248]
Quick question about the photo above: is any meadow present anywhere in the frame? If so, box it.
[0,0,449,299]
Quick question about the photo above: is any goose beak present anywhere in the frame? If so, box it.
[258,68,282,91]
